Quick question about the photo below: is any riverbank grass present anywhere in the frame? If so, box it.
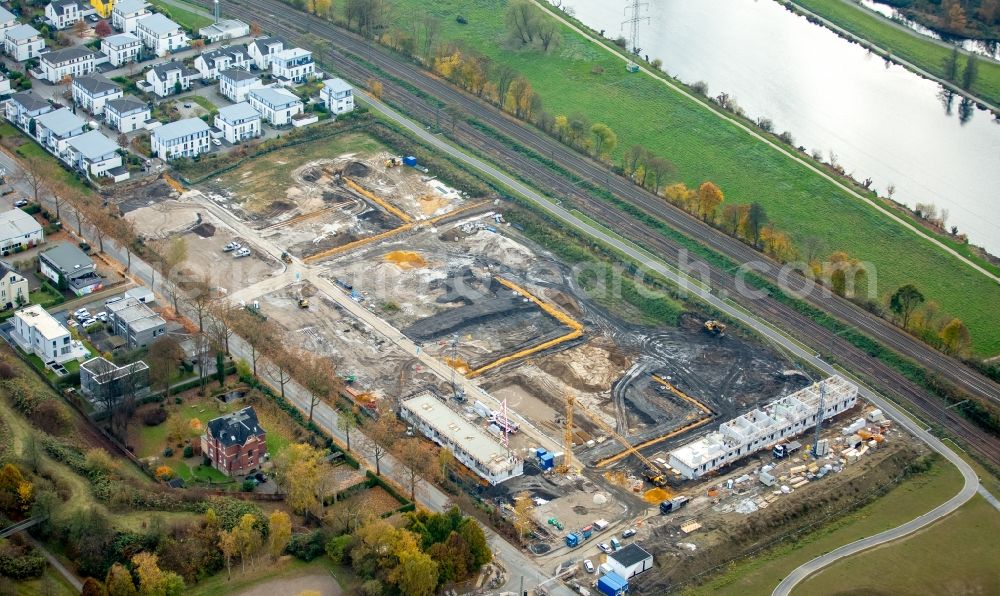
[384,0,1000,355]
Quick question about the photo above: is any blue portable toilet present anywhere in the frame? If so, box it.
[539,452,555,470]
[403,155,417,167]
[597,572,628,596]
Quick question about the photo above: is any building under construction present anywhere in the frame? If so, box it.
[668,376,859,479]
[401,391,524,485]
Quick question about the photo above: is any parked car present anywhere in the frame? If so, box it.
[233,247,251,258]
[222,241,241,252]
[597,543,612,554]
[66,319,78,328]
[183,102,192,108]
[80,318,97,327]
[95,312,107,322]
[583,560,595,574]
[622,528,637,538]
[14,199,28,207]
[74,309,90,320]
[88,15,98,22]
[212,138,222,146]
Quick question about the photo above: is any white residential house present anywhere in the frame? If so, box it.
[5,92,53,129]
[11,305,86,365]
[199,18,249,43]
[247,36,283,70]
[4,25,46,62]
[105,96,149,133]
[134,13,187,57]
[144,61,197,97]
[101,32,142,66]
[0,7,17,37]
[0,209,43,255]
[111,0,150,34]
[65,130,126,179]
[0,74,10,97]
[71,75,122,115]
[194,45,249,80]
[270,47,314,84]
[39,47,100,83]
[321,78,354,115]
[33,108,87,154]
[247,86,303,126]
[0,261,29,311]
[151,117,210,159]
[218,67,262,103]
[45,0,83,30]
[214,102,260,144]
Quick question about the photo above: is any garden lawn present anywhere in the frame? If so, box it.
[790,0,1000,107]
[149,0,214,31]
[797,494,1000,595]
[131,393,237,459]
[686,455,963,595]
[385,0,1000,355]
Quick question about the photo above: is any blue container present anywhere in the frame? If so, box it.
[403,155,417,167]
[539,453,555,470]
[597,572,628,596]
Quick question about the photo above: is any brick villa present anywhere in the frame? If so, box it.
[201,406,267,477]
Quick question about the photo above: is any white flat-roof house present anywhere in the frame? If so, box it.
[11,304,87,364]
[71,75,122,115]
[151,117,209,159]
[105,96,149,133]
[0,74,10,97]
[39,46,100,83]
[218,67,262,103]
[247,87,303,126]
[199,18,249,43]
[247,36,283,69]
[321,78,354,115]
[101,32,142,66]
[270,47,314,84]
[65,130,125,179]
[214,102,260,144]
[194,45,250,80]
[0,209,43,255]
[135,13,187,57]
[4,24,46,62]
[111,0,150,34]
[45,0,84,30]
[668,376,859,479]
[0,7,18,37]
[401,392,523,485]
[0,261,29,311]
[144,61,197,97]
[33,108,87,154]
[5,92,54,129]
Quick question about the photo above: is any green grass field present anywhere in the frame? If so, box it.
[789,0,1000,107]
[687,455,964,595]
[149,0,213,31]
[798,494,1000,595]
[383,0,1000,355]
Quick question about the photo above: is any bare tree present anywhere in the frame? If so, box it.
[162,237,188,311]
[361,404,400,476]
[182,275,214,332]
[20,155,54,205]
[207,300,236,355]
[396,437,435,501]
[230,309,277,377]
[193,333,213,391]
[337,406,358,451]
[147,336,184,399]
[493,64,517,109]
[264,348,295,400]
[296,352,339,423]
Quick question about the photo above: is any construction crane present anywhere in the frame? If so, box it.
[559,394,666,487]
[556,394,576,474]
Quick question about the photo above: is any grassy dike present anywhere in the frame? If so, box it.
[383,0,1000,356]
[788,0,1000,108]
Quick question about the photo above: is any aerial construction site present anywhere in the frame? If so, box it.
[115,135,925,593]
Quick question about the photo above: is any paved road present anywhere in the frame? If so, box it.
[28,536,83,592]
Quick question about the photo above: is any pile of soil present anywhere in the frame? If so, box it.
[344,161,371,177]
[191,222,216,238]
[539,343,630,392]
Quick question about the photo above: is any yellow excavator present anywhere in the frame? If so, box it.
[703,320,727,336]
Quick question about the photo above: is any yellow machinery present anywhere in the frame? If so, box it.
[703,320,727,336]
[577,400,668,487]
[298,298,309,309]
[385,157,402,168]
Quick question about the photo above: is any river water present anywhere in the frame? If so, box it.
[859,0,1000,60]
[558,0,1000,255]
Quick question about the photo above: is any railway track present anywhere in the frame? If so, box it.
[202,0,1000,468]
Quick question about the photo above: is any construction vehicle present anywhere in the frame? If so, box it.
[703,320,727,336]
[298,298,309,309]
[563,393,668,487]
[772,440,802,459]
[659,496,689,515]
[281,251,292,263]
[385,156,401,168]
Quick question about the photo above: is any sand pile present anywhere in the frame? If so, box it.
[384,250,428,269]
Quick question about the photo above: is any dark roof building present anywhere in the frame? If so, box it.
[202,406,268,477]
